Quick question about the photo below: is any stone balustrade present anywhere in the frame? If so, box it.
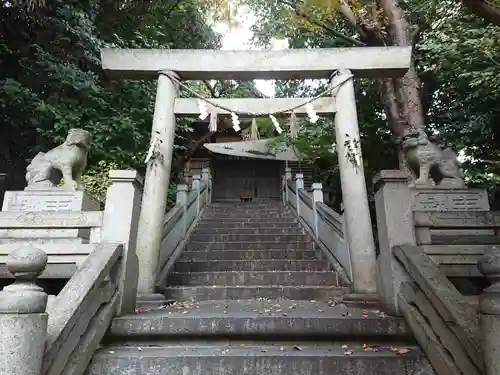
[478,247,500,375]
[0,245,48,375]
[283,170,351,287]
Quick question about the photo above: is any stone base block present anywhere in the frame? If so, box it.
[1,190,100,242]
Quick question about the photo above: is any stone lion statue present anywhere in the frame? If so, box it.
[25,128,91,191]
[400,128,465,188]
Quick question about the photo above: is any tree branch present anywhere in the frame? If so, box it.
[461,0,500,26]
[277,0,365,46]
[202,80,218,98]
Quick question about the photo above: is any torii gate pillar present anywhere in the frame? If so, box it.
[331,70,377,294]
[136,71,178,297]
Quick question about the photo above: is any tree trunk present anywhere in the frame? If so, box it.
[376,0,426,173]
[461,0,500,26]
[378,0,426,135]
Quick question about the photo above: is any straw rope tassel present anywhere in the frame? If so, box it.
[209,111,218,132]
[289,111,299,139]
[250,118,260,140]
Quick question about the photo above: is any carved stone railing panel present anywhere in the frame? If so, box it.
[43,243,122,375]
[156,171,211,286]
[394,245,482,375]
[284,175,351,284]
[374,169,500,375]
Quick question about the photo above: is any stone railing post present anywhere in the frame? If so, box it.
[281,175,287,205]
[478,247,500,375]
[0,245,48,375]
[101,170,143,315]
[201,168,211,205]
[192,174,201,215]
[176,184,188,234]
[374,170,416,315]
[284,168,292,205]
[295,173,304,216]
[312,183,324,238]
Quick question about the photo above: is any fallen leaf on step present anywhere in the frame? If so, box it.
[108,351,115,354]
[293,346,302,351]
[341,345,349,349]
[391,348,411,355]
[138,347,142,351]
[362,311,369,317]
[344,350,354,356]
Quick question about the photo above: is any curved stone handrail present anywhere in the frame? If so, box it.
[284,176,352,283]
[157,171,211,286]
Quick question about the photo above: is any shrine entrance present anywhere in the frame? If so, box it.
[212,158,281,201]
[100,46,412,296]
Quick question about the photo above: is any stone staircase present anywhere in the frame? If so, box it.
[85,202,433,375]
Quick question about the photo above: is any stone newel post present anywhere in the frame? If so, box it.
[478,247,500,375]
[192,174,201,215]
[0,246,48,375]
[284,168,292,205]
[201,168,211,205]
[176,184,188,234]
[312,183,324,238]
[102,170,143,314]
[295,174,304,216]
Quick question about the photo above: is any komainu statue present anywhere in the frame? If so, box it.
[401,128,465,188]
[25,128,91,191]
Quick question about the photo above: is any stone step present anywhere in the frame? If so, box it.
[179,249,322,261]
[186,241,315,251]
[189,233,311,242]
[166,271,342,286]
[109,300,408,339]
[193,227,303,235]
[205,207,289,213]
[159,285,348,301]
[172,260,330,273]
[203,212,295,218]
[196,222,301,230]
[206,204,286,210]
[200,218,298,224]
[87,342,431,375]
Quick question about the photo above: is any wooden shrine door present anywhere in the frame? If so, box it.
[212,159,281,201]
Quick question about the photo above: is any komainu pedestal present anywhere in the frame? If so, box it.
[412,188,490,212]
[1,190,100,243]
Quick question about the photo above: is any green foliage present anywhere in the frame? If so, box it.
[81,160,120,202]
[0,0,221,189]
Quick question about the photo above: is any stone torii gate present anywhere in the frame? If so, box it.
[100,47,412,298]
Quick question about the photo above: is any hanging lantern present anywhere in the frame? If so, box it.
[209,111,218,132]
[289,111,299,139]
[249,118,260,140]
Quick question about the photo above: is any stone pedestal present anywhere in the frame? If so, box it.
[1,190,100,243]
[412,187,492,239]
[412,187,490,212]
